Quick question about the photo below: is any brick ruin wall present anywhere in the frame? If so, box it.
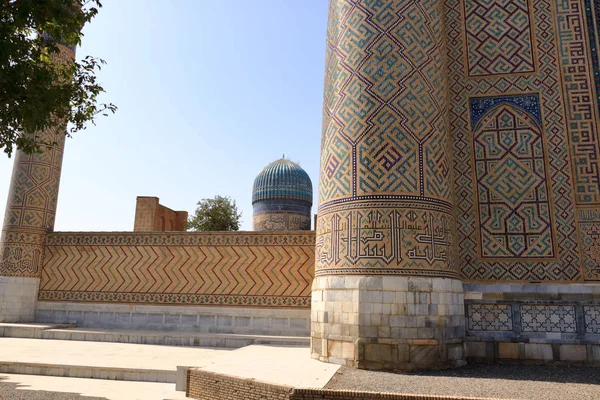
[185,369,504,400]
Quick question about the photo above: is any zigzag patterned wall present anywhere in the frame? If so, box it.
[38,232,315,308]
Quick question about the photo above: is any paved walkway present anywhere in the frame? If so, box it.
[0,337,339,388]
[0,373,187,400]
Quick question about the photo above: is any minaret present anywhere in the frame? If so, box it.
[0,42,74,322]
[311,0,466,370]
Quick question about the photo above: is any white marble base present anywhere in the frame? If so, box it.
[311,275,466,370]
[0,276,39,322]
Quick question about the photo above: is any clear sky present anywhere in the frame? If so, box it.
[0,0,328,232]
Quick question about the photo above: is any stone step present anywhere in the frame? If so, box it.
[0,361,176,383]
[0,323,310,348]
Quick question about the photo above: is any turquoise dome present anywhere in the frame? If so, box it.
[252,159,313,205]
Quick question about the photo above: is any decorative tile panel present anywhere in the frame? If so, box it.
[316,202,457,277]
[584,305,600,333]
[467,304,513,331]
[463,0,535,76]
[520,305,576,332]
[471,95,554,258]
[578,209,600,280]
[317,0,457,276]
[447,0,581,280]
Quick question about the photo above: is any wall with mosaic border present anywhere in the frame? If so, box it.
[38,231,315,308]
[446,0,600,281]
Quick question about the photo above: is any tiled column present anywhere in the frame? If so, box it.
[0,43,74,322]
[312,0,465,369]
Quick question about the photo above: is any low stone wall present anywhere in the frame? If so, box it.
[35,302,310,336]
[464,283,600,364]
[186,369,507,400]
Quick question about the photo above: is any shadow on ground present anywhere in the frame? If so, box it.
[0,376,109,400]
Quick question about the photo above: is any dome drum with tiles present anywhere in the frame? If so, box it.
[252,158,313,231]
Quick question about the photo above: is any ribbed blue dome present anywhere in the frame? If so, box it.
[252,159,313,205]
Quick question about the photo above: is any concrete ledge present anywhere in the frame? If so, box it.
[0,323,309,348]
[186,368,510,400]
[466,338,600,365]
[35,301,310,336]
[0,361,176,383]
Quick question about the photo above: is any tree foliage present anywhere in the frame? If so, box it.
[188,195,242,232]
[0,0,116,156]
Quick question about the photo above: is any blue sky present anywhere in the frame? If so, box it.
[0,1,328,231]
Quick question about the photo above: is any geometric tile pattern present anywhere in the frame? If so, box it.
[447,0,582,280]
[464,0,535,76]
[38,232,315,308]
[471,99,554,258]
[584,305,600,333]
[317,0,457,276]
[521,305,576,332]
[578,209,600,280]
[0,45,73,278]
[585,0,600,126]
[565,0,600,205]
[466,304,513,331]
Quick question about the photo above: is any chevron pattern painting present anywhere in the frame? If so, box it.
[463,0,535,76]
[38,232,315,308]
[471,96,555,258]
[447,0,582,280]
[317,0,457,276]
[0,45,72,278]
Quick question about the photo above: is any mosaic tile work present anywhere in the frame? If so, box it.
[463,0,535,76]
[584,305,600,333]
[471,96,554,258]
[521,305,576,332]
[559,0,600,205]
[0,44,73,278]
[446,0,581,280]
[578,209,600,280]
[317,0,457,276]
[585,0,600,118]
[38,232,315,308]
[466,304,513,331]
[316,202,457,277]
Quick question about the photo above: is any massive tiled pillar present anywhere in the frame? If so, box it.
[312,0,465,370]
[0,43,74,322]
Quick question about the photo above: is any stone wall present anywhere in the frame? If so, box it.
[38,231,314,308]
[35,302,310,335]
[464,283,600,364]
[311,276,465,370]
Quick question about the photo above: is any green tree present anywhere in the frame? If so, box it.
[0,0,116,156]
[188,196,242,232]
